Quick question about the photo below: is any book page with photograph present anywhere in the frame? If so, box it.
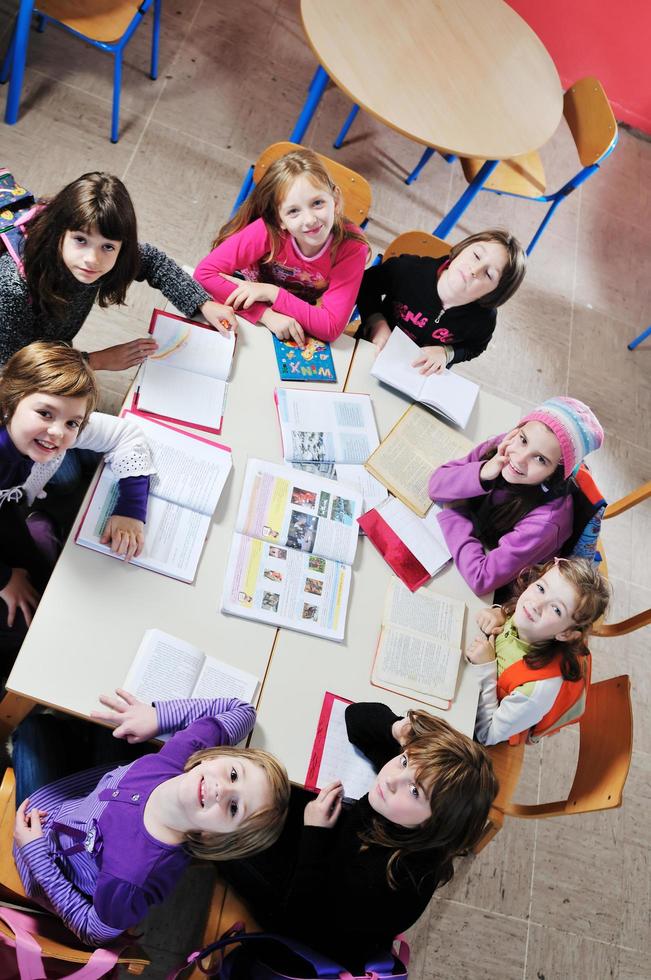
[276,388,379,464]
[365,403,473,516]
[292,460,388,511]
[236,458,363,567]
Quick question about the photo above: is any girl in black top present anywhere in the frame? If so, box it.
[356,229,525,375]
[218,702,497,973]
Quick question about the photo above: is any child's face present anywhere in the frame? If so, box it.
[439,240,508,306]
[513,565,579,643]
[61,226,122,284]
[180,755,272,835]
[277,175,337,258]
[368,751,432,828]
[7,393,87,462]
[501,421,562,485]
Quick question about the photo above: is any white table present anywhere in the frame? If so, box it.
[250,339,521,782]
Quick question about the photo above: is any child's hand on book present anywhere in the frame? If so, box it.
[261,308,305,348]
[412,345,447,376]
[101,516,145,561]
[89,338,159,371]
[475,606,506,637]
[225,280,279,310]
[465,635,496,665]
[200,301,238,336]
[91,688,158,743]
[304,781,343,828]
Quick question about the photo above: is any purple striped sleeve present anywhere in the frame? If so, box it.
[113,475,150,522]
[17,838,125,946]
[154,698,256,745]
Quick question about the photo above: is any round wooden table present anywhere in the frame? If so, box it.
[291,0,563,237]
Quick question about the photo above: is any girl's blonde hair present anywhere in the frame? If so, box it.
[183,745,290,861]
[23,172,140,319]
[503,557,610,679]
[1,341,99,430]
[212,148,368,261]
[448,229,526,307]
[360,712,497,889]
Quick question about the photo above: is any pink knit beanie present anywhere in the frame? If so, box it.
[519,397,604,479]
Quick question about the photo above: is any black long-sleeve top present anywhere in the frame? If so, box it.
[356,253,497,364]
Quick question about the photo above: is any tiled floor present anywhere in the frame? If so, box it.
[1,1,650,977]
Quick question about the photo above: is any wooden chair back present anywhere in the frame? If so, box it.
[0,768,149,974]
[37,1,143,43]
[253,141,372,226]
[383,231,450,263]
[563,76,618,168]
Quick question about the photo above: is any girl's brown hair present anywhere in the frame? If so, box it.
[360,712,497,889]
[447,229,526,307]
[182,745,290,861]
[23,172,140,320]
[1,341,99,430]
[502,557,610,680]
[212,148,368,261]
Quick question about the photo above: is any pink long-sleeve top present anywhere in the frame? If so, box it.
[428,435,574,595]
[194,218,367,342]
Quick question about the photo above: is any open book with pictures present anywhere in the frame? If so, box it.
[371,579,466,709]
[371,327,479,429]
[275,387,387,510]
[125,629,259,710]
[222,458,363,642]
[365,403,473,517]
[76,412,232,583]
[134,308,236,433]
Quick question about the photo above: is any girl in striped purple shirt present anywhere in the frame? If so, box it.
[12,691,290,946]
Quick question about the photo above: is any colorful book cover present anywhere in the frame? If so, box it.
[273,334,337,383]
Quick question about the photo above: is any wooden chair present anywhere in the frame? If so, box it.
[0,768,149,974]
[231,141,372,228]
[474,675,633,853]
[0,0,162,143]
[189,876,261,978]
[592,481,651,637]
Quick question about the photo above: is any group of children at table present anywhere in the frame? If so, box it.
[0,149,610,971]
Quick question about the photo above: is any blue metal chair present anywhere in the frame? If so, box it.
[627,326,651,351]
[1,0,162,143]
[429,77,619,254]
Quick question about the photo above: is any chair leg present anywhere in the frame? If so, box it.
[150,0,162,80]
[526,196,563,255]
[289,64,329,143]
[231,165,255,217]
[472,807,504,854]
[0,23,15,85]
[36,14,46,33]
[405,147,436,185]
[628,325,651,351]
[333,103,360,149]
[433,158,499,239]
[111,50,123,143]
[4,0,33,124]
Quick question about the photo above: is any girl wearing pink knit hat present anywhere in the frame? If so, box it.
[428,397,604,596]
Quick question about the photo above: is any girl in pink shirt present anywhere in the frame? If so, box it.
[194,149,369,346]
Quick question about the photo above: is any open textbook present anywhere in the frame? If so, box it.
[222,458,363,641]
[125,629,259,705]
[134,309,236,433]
[371,580,466,708]
[371,327,479,429]
[365,403,473,517]
[76,412,232,583]
[358,497,451,591]
[275,387,387,510]
[305,692,377,800]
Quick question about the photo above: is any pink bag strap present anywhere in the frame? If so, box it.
[0,907,122,980]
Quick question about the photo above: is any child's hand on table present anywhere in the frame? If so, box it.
[475,606,506,637]
[304,781,343,828]
[412,345,447,376]
[91,688,158,743]
[0,567,40,627]
[226,280,279,309]
[465,635,497,665]
[101,516,145,561]
[88,338,159,372]
[14,799,47,847]
[369,319,392,352]
[200,301,238,336]
[391,717,412,746]
[261,308,305,348]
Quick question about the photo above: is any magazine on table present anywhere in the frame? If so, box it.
[273,334,337,383]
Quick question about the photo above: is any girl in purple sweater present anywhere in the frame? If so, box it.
[12,692,290,947]
[428,397,604,595]
[194,148,369,347]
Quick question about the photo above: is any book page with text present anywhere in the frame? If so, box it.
[308,695,377,800]
[124,628,203,700]
[192,657,258,703]
[149,311,235,379]
[276,388,379,464]
[370,326,423,400]
[138,359,227,431]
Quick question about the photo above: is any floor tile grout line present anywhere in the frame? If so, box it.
[439,896,530,927]
[522,745,544,979]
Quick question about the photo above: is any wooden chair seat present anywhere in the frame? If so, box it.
[383,230,450,263]
[36,0,143,43]
[460,150,547,198]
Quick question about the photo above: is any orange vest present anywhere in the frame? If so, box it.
[496,652,592,746]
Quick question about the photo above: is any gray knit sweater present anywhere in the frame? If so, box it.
[0,242,211,365]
